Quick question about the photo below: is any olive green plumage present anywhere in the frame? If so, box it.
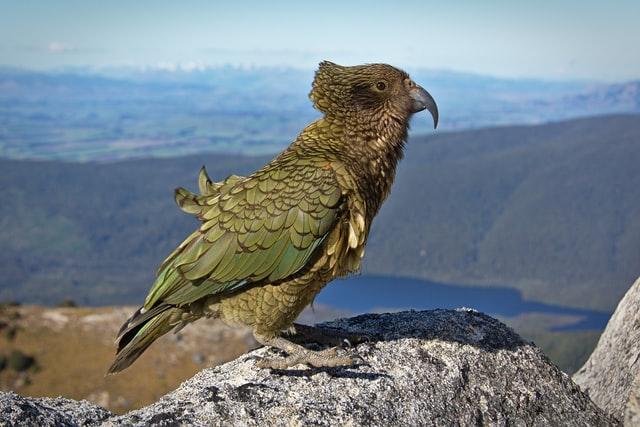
[109,61,438,373]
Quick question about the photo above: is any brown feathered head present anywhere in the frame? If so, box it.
[309,61,438,129]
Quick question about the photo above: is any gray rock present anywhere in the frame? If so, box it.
[626,375,640,426]
[574,276,640,421]
[1,310,615,426]
[0,391,111,426]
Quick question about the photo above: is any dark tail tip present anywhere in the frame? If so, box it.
[108,304,174,374]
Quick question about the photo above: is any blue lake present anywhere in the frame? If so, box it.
[315,275,611,331]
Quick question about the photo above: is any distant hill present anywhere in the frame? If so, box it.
[0,153,266,305]
[565,81,640,111]
[0,304,254,413]
[366,114,640,310]
[1,67,638,161]
[1,114,639,311]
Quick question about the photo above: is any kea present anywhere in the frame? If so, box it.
[109,61,438,373]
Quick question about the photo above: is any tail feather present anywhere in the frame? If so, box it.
[115,304,171,343]
[108,305,181,374]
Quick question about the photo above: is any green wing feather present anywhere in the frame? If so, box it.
[145,163,343,309]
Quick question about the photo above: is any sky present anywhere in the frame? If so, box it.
[1,0,639,81]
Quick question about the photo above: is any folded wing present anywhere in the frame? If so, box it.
[144,164,344,310]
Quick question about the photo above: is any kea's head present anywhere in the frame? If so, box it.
[310,61,438,129]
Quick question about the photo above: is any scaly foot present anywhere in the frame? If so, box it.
[254,333,359,369]
[287,323,374,347]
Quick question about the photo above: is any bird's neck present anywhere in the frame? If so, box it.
[299,110,409,220]
[346,112,408,219]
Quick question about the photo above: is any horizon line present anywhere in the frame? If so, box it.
[0,62,634,85]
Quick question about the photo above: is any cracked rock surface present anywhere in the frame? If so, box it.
[1,309,614,426]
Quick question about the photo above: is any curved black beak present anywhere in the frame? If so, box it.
[410,86,439,129]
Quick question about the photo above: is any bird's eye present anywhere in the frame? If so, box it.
[376,81,387,91]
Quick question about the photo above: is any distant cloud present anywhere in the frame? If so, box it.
[15,42,105,55]
[154,61,208,72]
[197,47,359,67]
[47,41,75,53]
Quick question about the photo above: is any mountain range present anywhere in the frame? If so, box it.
[1,67,638,161]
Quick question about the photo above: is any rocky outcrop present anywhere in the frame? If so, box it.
[1,309,614,426]
[626,375,640,426]
[574,276,640,422]
[0,392,111,426]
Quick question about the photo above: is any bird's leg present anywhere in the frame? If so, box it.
[253,333,358,369]
[287,323,374,347]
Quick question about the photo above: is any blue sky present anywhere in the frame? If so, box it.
[1,0,638,81]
